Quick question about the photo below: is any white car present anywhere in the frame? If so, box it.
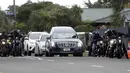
[34,32,50,56]
[24,32,44,56]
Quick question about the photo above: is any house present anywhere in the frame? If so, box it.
[82,8,130,29]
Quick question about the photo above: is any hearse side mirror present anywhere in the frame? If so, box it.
[72,34,78,38]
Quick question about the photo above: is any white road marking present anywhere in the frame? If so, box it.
[68,62,75,65]
[28,57,36,60]
[127,70,130,72]
[92,65,104,68]
[47,60,55,62]
[17,57,24,58]
[17,57,36,60]
[35,57,43,60]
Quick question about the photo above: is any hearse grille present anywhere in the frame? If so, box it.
[56,42,77,48]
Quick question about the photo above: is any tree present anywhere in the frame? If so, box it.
[26,0,33,4]
[75,20,94,32]
[104,0,125,27]
[85,0,112,8]
[16,23,27,31]
[0,10,12,32]
[17,1,53,23]
[27,4,69,32]
[8,5,19,13]
[26,2,83,32]
[68,5,83,28]
[74,24,94,32]
[6,1,83,32]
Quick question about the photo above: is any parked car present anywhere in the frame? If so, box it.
[34,32,50,56]
[24,32,44,56]
[45,26,84,57]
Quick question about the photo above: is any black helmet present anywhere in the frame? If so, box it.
[95,31,100,35]
[93,31,99,34]
[111,30,117,35]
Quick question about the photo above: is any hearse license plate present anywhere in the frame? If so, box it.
[63,48,70,51]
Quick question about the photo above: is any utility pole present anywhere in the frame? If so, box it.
[121,0,126,27]
[13,0,16,30]
[13,0,16,56]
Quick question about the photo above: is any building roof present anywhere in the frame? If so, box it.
[82,8,113,21]
[82,8,130,22]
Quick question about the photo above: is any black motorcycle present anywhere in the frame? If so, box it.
[114,37,125,59]
[0,39,9,57]
[11,39,23,56]
[98,40,105,57]
[106,38,117,58]
[91,41,101,57]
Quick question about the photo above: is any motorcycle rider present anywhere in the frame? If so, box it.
[0,32,9,56]
[115,31,128,59]
[0,32,8,40]
[90,31,102,56]
[7,37,13,55]
[104,29,118,58]
[104,29,112,56]
[11,29,24,56]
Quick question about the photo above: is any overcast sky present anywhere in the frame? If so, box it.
[0,0,97,10]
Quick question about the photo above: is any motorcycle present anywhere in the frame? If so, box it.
[0,39,9,57]
[114,37,125,59]
[11,39,23,56]
[98,40,105,57]
[92,40,102,57]
[106,38,117,58]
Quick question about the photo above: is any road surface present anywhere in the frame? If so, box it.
[0,56,130,73]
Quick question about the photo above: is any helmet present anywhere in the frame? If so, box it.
[111,30,117,34]
[95,31,100,35]
[93,31,99,34]
[16,37,19,40]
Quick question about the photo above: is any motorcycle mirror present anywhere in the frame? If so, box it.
[24,37,29,40]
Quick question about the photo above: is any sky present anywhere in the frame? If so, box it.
[0,0,97,10]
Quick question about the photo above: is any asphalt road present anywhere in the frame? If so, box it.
[0,56,130,73]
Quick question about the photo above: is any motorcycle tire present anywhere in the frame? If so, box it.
[109,48,114,58]
[116,47,123,59]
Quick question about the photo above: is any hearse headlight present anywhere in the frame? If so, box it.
[51,41,55,47]
[78,41,83,47]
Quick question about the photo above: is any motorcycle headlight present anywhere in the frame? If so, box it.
[2,42,5,44]
[119,40,121,43]
[51,41,55,47]
[78,41,83,47]
[100,41,103,44]
[110,40,114,44]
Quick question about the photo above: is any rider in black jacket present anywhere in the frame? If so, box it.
[88,31,102,56]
